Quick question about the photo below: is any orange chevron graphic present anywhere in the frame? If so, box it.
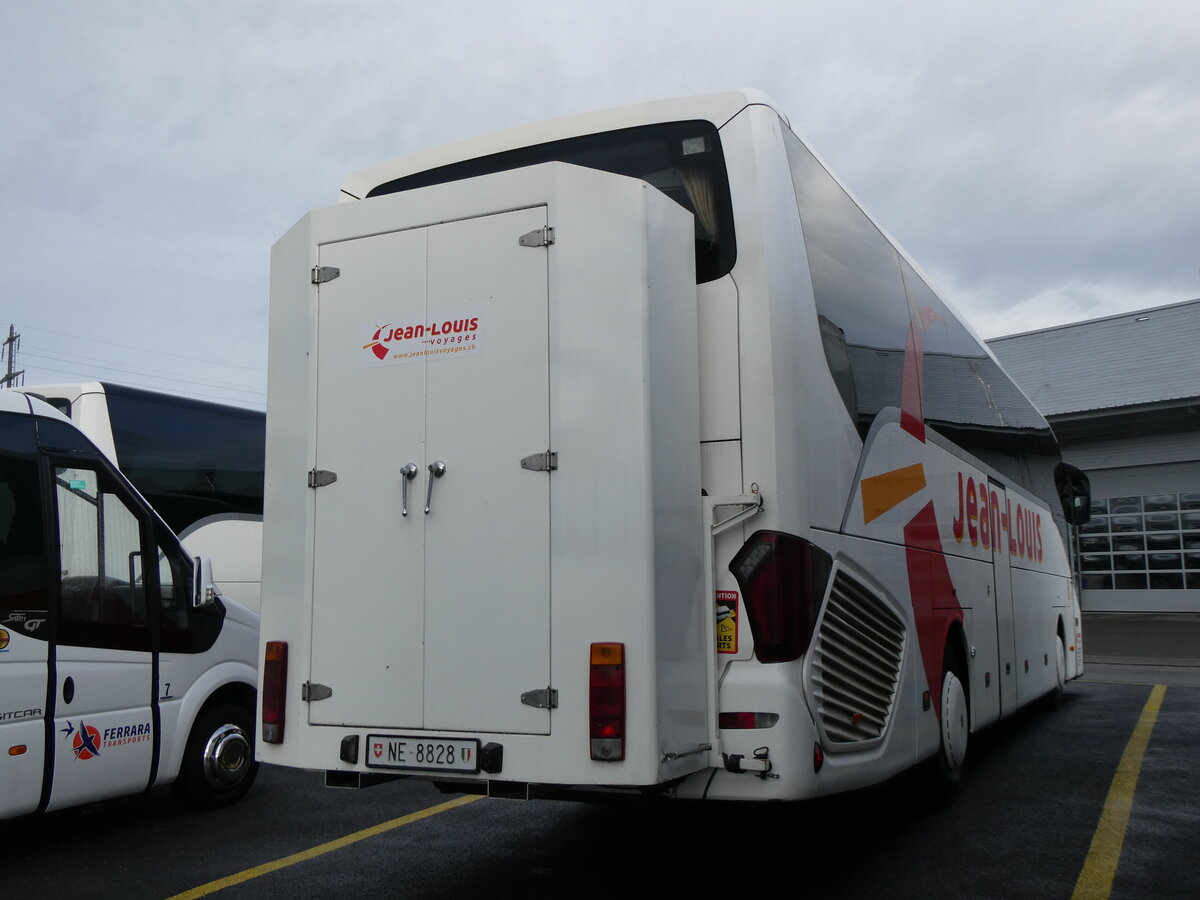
[862,463,927,524]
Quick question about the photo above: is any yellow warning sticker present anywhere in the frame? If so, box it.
[716,591,738,654]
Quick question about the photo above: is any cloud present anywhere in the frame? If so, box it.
[931,268,1189,339]
[2,1,1198,403]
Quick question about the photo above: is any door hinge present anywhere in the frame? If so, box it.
[520,451,558,472]
[308,468,338,488]
[518,226,555,248]
[312,265,341,284]
[302,682,333,702]
[520,687,558,709]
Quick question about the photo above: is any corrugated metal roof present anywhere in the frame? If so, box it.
[986,299,1200,415]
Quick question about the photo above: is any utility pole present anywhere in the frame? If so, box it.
[1,324,24,388]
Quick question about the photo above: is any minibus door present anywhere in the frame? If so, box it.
[0,411,51,819]
[45,459,155,811]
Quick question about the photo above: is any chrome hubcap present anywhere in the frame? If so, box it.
[203,724,251,787]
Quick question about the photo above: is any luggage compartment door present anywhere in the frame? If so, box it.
[421,210,551,734]
[309,206,551,736]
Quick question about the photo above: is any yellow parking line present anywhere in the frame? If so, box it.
[1071,683,1166,900]
[166,794,482,900]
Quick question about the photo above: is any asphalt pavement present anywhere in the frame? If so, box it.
[2,609,1194,899]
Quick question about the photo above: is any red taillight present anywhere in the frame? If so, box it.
[718,712,780,729]
[729,531,833,663]
[262,640,288,744]
[590,642,625,761]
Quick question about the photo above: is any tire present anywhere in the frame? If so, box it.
[173,702,259,810]
[930,658,969,803]
[1045,636,1066,710]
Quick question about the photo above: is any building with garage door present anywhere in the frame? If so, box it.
[987,298,1200,613]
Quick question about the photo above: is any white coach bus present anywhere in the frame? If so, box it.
[0,390,259,818]
[258,90,1090,803]
[16,382,265,613]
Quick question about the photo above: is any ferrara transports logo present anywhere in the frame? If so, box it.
[61,719,152,760]
[68,721,103,760]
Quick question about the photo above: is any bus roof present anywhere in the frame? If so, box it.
[339,89,778,202]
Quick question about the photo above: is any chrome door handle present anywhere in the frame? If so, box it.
[400,463,419,517]
[425,460,447,514]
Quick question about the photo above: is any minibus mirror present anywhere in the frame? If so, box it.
[1054,463,1091,526]
[192,556,219,608]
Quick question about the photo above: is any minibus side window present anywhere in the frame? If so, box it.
[54,464,152,652]
[159,535,223,654]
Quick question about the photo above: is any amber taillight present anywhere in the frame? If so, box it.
[589,642,625,761]
[262,641,288,744]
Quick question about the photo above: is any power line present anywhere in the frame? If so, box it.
[21,358,265,409]
[20,350,266,401]
[21,348,265,397]
[15,322,267,375]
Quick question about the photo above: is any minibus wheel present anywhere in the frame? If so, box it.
[174,702,259,810]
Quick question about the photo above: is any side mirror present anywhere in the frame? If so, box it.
[1054,463,1092,526]
[192,556,220,608]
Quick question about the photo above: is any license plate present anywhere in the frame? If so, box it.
[364,734,480,773]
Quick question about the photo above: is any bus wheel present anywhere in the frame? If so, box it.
[174,703,259,810]
[1046,636,1066,710]
[931,662,969,801]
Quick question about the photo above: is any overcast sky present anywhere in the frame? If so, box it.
[3,1,1198,409]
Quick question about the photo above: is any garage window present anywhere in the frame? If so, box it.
[1079,492,1200,591]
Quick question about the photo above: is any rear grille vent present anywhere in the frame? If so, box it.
[809,572,906,744]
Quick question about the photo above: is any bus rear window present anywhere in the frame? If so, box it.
[366,120,736,284]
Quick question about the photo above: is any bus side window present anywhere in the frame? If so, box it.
[782,127,911,436]
[54,464,151,652]
[0,412,48,617]
[102,382,266,535]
